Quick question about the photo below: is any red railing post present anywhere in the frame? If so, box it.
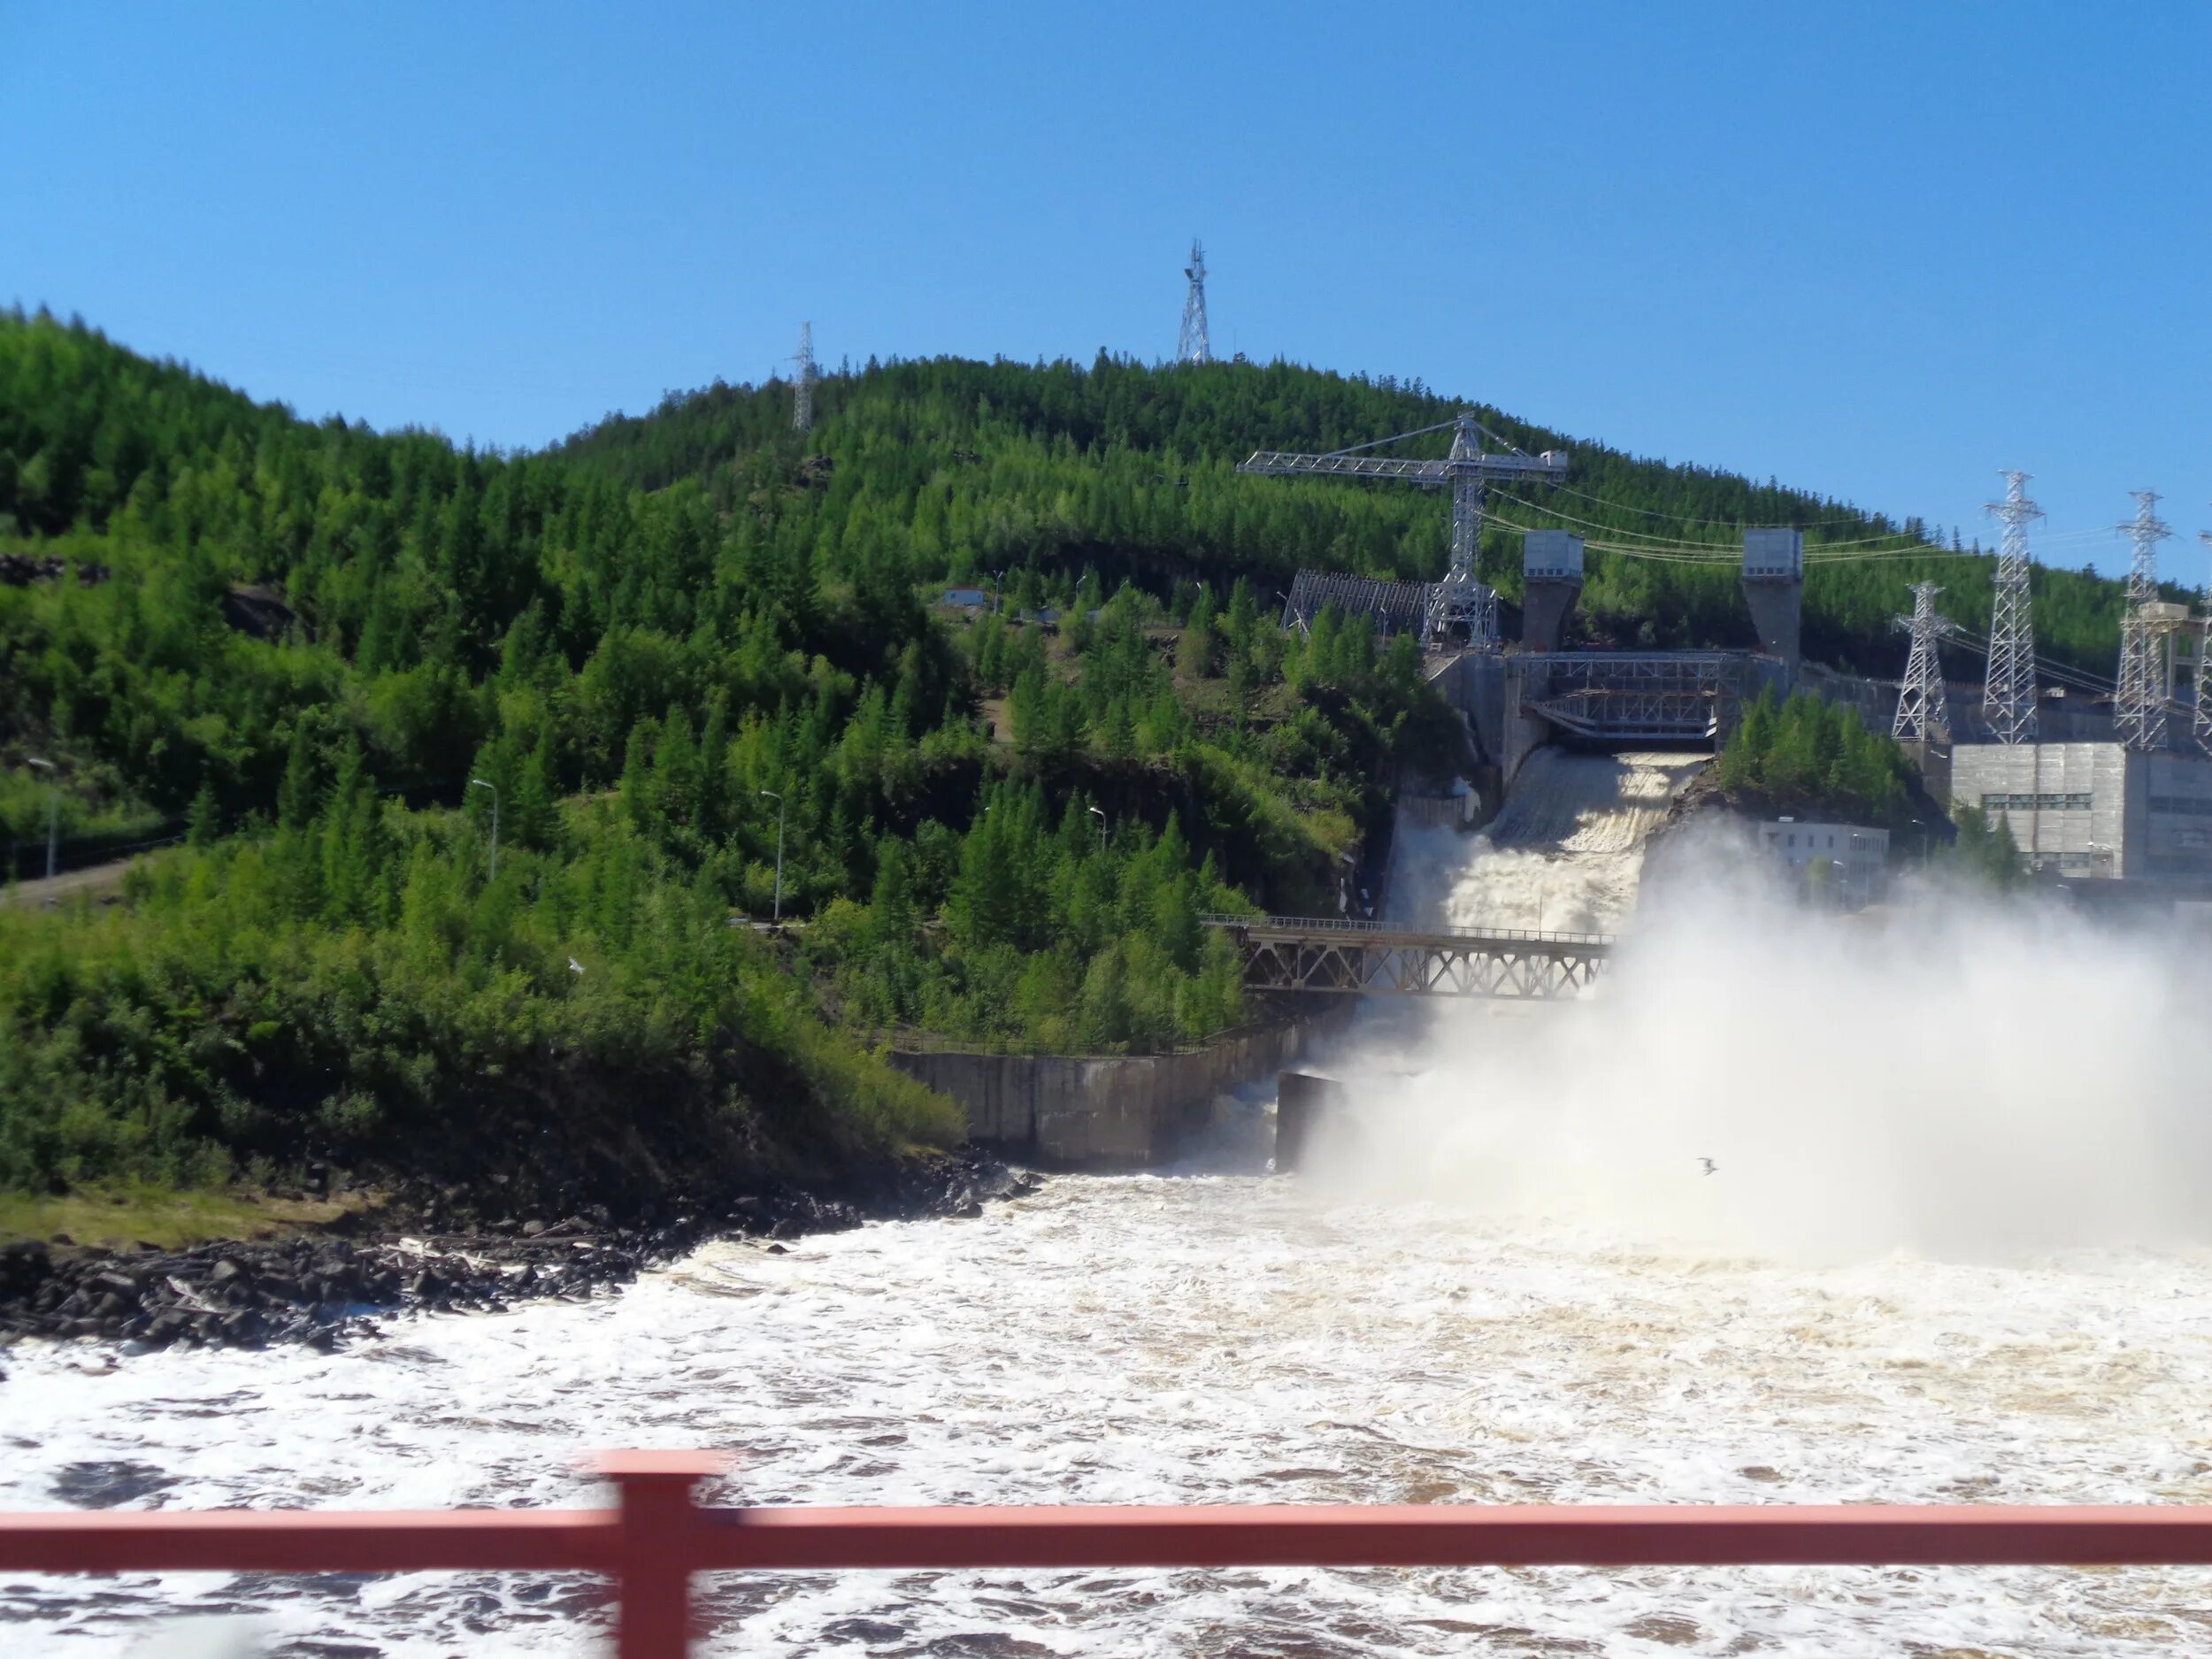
[596,1451,729,1659]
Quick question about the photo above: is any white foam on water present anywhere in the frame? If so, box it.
[9,1173,2212,1656]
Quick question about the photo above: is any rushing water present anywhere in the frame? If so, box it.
[12,761,2212,1655]
[9,1169,2212,1656]
[1386,752,1706,934]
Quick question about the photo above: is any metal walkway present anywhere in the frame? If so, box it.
[1204,915,1612,999]
[1514,652,1740,742]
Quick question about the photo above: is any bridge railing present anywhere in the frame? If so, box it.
[1202,912,1617,949]
[7,1455,2212,1657]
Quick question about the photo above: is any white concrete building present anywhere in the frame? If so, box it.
[1949,742,2212,882]
[1758,818,1889,907]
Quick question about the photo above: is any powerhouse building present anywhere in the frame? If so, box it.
[1950,742,2212,882]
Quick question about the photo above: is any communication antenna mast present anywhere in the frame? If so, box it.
[2197,524,2212,755]
[1892,581,1949,742]
[791,321,815,433]
[1981,469,2041,743]
[2114,489,2171,751]
[1178,241,1210,365]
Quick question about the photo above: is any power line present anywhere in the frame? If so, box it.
[1493,490,1950,554]
[1541,480,1904,531]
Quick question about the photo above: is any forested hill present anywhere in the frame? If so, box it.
[556,351,2133,679]
[0,306,2139,1213]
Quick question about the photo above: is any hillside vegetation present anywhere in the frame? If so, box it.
[0,307,2138,1205]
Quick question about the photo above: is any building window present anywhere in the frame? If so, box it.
[1982,792,2093,812]
[2149,795,2212,818]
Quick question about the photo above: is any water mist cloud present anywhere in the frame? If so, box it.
[1316,824,2212,1262]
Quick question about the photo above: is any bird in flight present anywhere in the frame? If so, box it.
[1698,1157,1718,1176]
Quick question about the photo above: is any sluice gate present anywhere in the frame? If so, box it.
[1515,651,1742,743]
[1204,914,1612,999]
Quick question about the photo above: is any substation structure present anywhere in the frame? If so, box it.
[1247,419,2212,902]
[1205,915,1612,1001]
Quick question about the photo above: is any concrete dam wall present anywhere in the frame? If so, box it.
[891,1012,1349,1169]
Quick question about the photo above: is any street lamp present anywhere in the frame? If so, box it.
[26,757,58,882]
[760,789,786,921]
[1087,804,1106,852]
[469,777,499,880]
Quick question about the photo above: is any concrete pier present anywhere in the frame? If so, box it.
[1273,1071,1349,1172]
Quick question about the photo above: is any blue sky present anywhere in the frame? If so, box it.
[4,1,2208,577]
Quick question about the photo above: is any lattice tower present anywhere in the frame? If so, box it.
[1981,469,2042,743]
[2199,526,2212,755]
[2115,489,2171,751]
[1178,241,1210,365]
[1425,417,1501,646]
[791,322,815,433]
[1892,581,1949,742]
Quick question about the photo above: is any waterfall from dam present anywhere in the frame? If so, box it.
[1385,749,1708,935]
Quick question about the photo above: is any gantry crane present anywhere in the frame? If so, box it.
[1237,412,1569,648]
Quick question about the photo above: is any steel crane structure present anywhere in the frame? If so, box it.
[1238,414,1569,649]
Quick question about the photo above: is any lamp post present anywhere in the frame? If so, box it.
[1087,804,1106,852]
[760,789,786,921]
[26,757,58,883]
[469,778,499,880]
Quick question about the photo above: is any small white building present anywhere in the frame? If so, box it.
[1758,818,1888,907]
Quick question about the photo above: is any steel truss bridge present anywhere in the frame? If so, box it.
[1513,651,1750,742]
[1205,914,1613,999]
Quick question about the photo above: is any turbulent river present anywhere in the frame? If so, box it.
[12,752,2212,1657]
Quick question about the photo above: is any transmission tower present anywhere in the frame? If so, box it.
[2198,526,2212,755]
[791,321,815,433]
[2114,489,2172,751]
[1981,469,2042,743]
[1178,240,1210,365]
[1892,581,1949,742]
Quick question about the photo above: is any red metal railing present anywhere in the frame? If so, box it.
[6,1454,2212,1656]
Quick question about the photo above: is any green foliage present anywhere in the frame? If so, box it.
[1715,689,1916,822]
[1943,801,2026,889]
[0,797,962,1195]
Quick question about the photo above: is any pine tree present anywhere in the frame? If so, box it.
[185,780,220,848]
[276,723,317,832]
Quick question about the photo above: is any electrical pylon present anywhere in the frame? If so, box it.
[1178,241,1210,365]
[1981,469,2041,743]
[2197,526,2212,756]
[1893,581,1949,742]
[791,322,815,433]
[2114,489,2171,752]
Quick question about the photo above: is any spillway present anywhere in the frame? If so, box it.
[1386,749,1707,935]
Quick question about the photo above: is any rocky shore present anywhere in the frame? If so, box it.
[0,1151,1039,1362]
